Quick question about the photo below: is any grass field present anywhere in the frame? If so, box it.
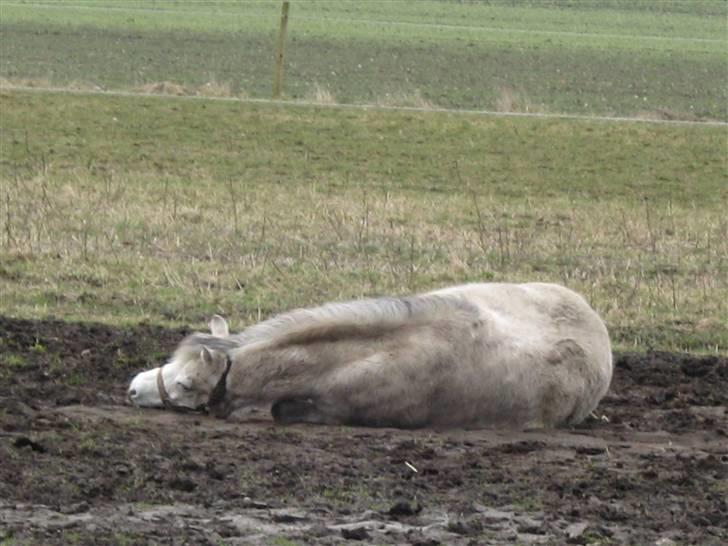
[1,89,726,353]
[1,0,726,118]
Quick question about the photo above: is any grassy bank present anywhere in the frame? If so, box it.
[1,89,726,352]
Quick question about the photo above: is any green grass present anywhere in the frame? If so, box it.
[1,89,726,353]
[2,1,725,45]
[0,0,725,119]
[0,353,28,378]
[268,538,301,546]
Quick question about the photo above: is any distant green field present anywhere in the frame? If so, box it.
[1,89,726,352]
[3,1,725,46]
[1,0,725,118]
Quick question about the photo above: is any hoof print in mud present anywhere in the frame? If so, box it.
[388,499,423,518]
[167,477,196,492]
[12,436,47,453]
[341,526,371,541]
[447,518,483,536]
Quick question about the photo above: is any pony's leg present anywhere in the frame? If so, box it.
[273,344,434,427]
[315,354,432,428]
[271,398,342,425]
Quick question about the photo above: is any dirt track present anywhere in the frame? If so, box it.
[1,316,726,545]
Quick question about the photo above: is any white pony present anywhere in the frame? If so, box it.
[128,283,612,429]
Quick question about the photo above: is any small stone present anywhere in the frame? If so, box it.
[447,519,475,535]
[96,392,114,403]
[206,464,225,480]
[479,507,514,524]
[575,445,607,455]
[60,501,89,515]
[270,509,308,523]
[565,521,589,543]
[516,516,545,535]
[307,524,331,538]
[241,497,269,509]
[114,463,131,476]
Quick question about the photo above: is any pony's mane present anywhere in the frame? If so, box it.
[233,293,478,349]
[174,333,243,360]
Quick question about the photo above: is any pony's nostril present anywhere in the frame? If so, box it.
[128,389,137,398]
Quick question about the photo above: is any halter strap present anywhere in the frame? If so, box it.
[156,365,172,409]
[156,363,202,413]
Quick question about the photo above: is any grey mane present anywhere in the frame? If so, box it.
[233,294,478,348]
[175,333,243,359]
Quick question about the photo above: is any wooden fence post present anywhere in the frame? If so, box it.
[273,1,290,99]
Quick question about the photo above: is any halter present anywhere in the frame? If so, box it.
[156,365,173,409]
[156,355,233,413]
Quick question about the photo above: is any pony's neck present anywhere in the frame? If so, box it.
[229,324,404,403]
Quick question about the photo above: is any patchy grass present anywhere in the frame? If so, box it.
[0,0,725,119]
[1,90,726,353]
[0,353,28,378]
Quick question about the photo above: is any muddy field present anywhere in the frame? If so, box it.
[0,316,726,545]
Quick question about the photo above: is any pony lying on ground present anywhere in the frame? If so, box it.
[128,283,612,429]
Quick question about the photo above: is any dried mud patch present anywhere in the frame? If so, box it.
[1,316,726,545]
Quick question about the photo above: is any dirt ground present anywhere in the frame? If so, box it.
[0,316,726,545]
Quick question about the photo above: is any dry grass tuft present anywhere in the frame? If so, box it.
[135,81,190,96]
[306,82,337,105]
[66,80,103,92]
[636,109,700,122]
[196,81,233,98]
[0,77,52,89]
[495,85,540,113]
[376,89,435,110]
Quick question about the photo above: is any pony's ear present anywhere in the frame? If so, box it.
[209,315,229,337]
[200,346,215,367]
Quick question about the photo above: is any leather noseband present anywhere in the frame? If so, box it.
[156,365,173,409]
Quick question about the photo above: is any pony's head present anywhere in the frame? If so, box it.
[128,315,234,410]
[161,344,231,411]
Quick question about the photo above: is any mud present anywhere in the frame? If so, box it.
[0,316,726,545]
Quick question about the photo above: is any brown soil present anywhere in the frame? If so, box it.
[1,316,726,545]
